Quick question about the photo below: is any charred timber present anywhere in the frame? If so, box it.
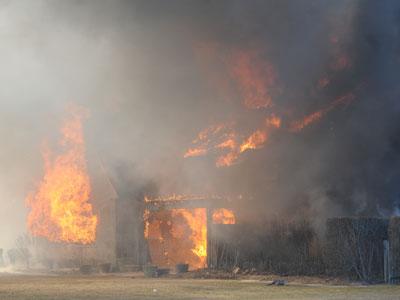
[144,198,233,211]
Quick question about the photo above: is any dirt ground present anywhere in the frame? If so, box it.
[1,273,400,300]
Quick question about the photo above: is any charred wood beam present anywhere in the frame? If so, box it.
[144,198,232,211]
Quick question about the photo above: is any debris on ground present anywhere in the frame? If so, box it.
[270,279,287,286]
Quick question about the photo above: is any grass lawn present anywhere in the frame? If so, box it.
[0,274,399,300]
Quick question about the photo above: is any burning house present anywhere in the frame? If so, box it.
[6,0,399,285]
[23,106,238,270]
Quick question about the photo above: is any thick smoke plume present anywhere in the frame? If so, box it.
[1,0,400,248]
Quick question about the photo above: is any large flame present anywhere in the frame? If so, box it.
[145,208,207,269]
[184,91,356,166]
[185,121,273,167]
[144,195,238,268]
[174,209,207,260]
[26,106,97,244]
[184,40,360,168]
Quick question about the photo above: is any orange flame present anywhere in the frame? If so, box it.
[184,123,232,158]
[230,50,276,109]
[145,208,207,269]
[175,209,207,261]
[26,106,97,244]
[145,193,225,203]
[184,91,354,166]
[216,151,239,167]
[289,93,355,132]
[184,147,207,158]
[216,137,236,150]
[184,122,242,167]
[212,208,236,224]
[265,114,281,128]
[185,42,359,168]
[289,110,324,132]
[193,123,227,144]
[185,122,273,167]
[144,209,150,239]
[240,130,268,153]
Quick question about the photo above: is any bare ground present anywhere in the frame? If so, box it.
[0,273,399,300]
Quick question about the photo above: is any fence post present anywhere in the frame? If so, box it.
[383,240,390,284]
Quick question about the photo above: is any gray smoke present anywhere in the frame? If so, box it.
[1,0,400,248]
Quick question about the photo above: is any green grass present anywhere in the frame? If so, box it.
[0,274,399,300]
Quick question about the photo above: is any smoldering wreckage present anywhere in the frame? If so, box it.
[4,0,400,286]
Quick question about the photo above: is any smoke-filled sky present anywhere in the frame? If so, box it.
[1,0,400,248]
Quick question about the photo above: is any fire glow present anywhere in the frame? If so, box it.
[26,106,97,244]
[289,92,355,132]
[144,208,207,269]
[212,208,236,224]
[144,195,237,269]
[229,49,276,109]
[184,74,356,167]
[185,41,358,167]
